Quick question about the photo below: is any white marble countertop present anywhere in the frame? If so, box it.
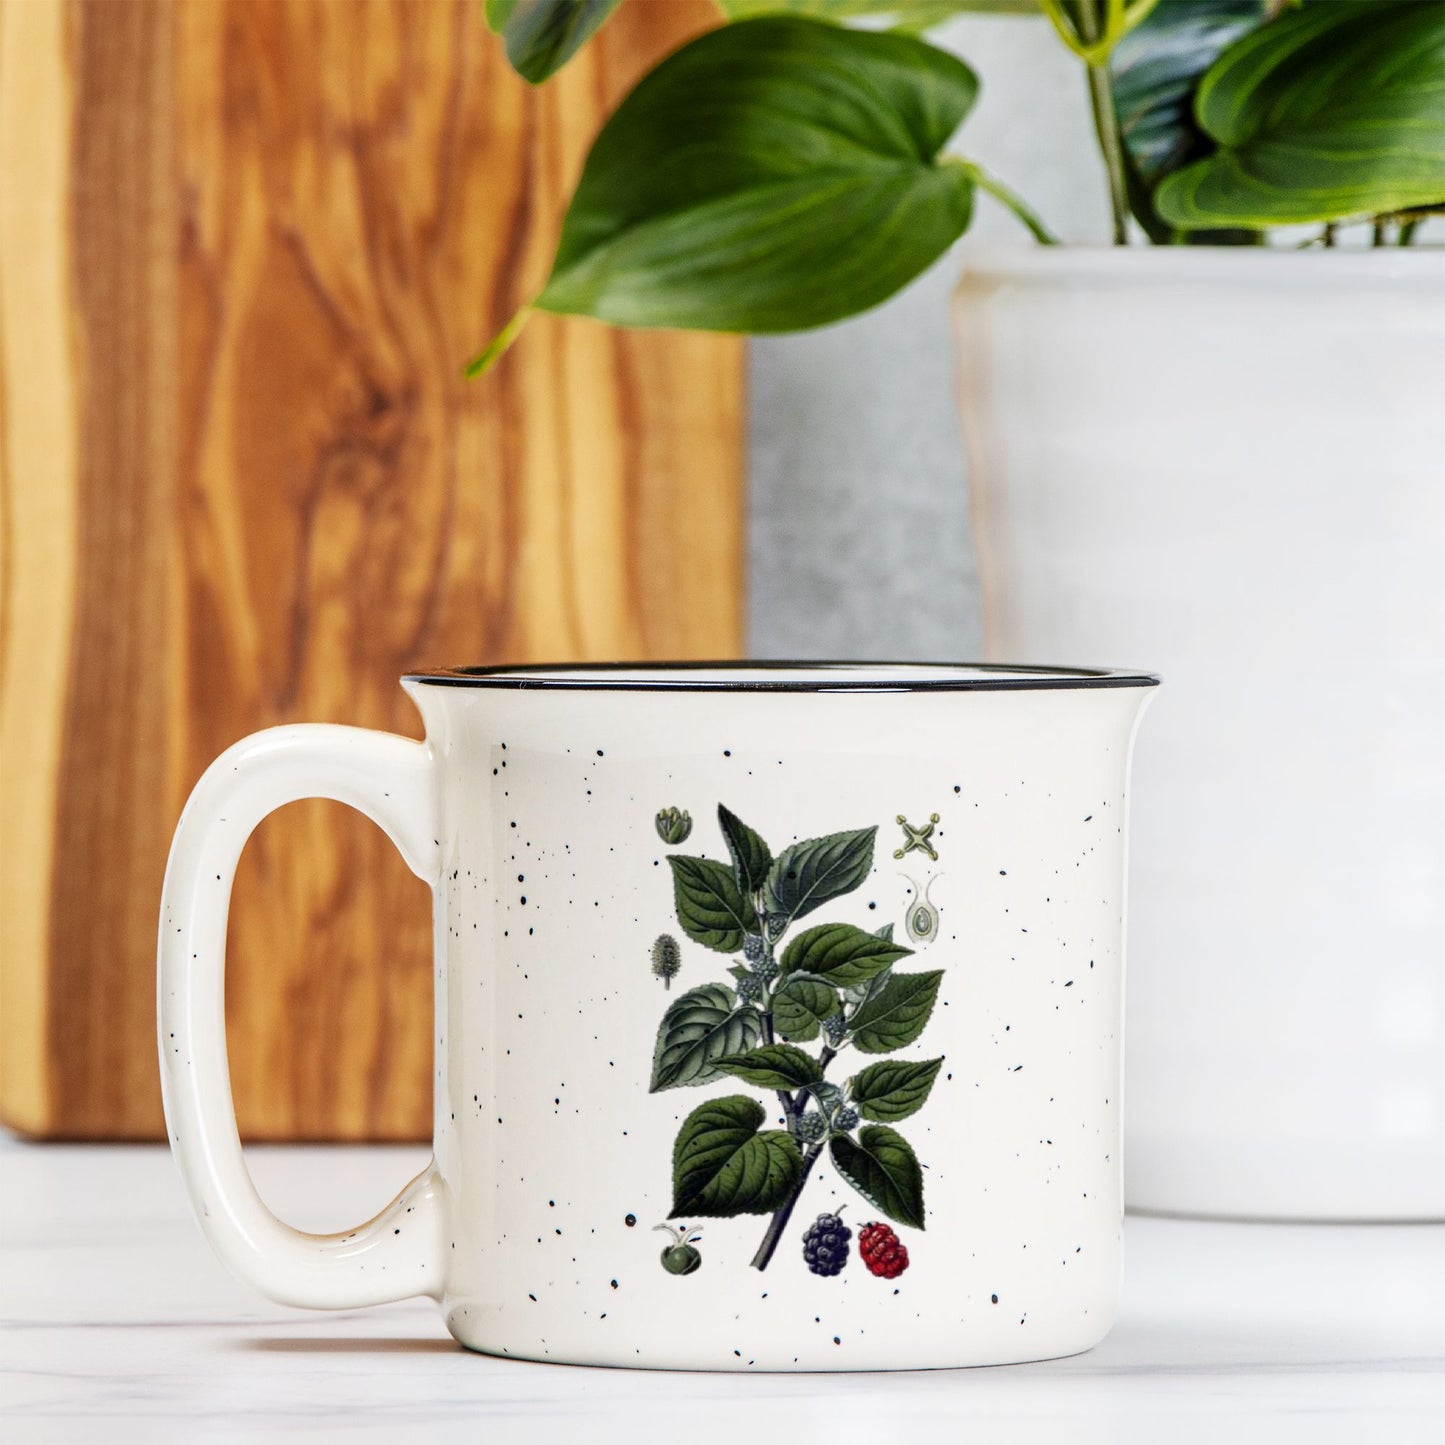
[2,1139,1441,1443]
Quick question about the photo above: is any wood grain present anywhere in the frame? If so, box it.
[0,0,742,1140]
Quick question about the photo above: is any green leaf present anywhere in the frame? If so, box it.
[764,826,877,925]
[780,921,912,988]
[668,855,759,953]
[485,0,623,85]
[844,966,891,1009]
[830,1125,925,1228]
[716,1043,824,1089]
[848,970,943,1054]
[671,1095,804,1217]
[650,984,764,1091]
[771,971,841,1042]
[1154,1,1445,229]
[717,804,772,899]
[849,1057,943,1122]
[1109,0,1267,241]
[534,17,979,333]
[845,927,894,1005]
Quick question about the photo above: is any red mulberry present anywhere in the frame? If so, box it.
[859,1221,909,1279]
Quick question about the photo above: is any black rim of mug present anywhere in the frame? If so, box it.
[402,661,1161,692]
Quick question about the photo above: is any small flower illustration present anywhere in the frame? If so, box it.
[651,934,682,989]
[656,807,693,845]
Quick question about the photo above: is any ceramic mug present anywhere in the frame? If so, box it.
[159,662,1157,1371]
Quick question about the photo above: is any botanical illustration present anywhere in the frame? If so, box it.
[648,804,944,1273]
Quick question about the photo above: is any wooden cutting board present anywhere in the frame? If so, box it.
[0,0,742,1140]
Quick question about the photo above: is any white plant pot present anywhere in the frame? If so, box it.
[954,248,1445,1221]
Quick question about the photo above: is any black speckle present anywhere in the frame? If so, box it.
[625,1214,636,1227]
[610,1279,618,1289]
[991,1294,999,1303]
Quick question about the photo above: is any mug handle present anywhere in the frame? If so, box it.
[158,724,447,1309]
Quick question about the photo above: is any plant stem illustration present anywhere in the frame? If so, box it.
[648,804,945,1273]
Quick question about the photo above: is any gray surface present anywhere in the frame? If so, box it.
[747,16,1113,660]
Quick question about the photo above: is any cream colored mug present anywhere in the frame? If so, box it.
[159,663,1157,1370]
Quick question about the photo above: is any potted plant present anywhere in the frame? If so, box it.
[472,0,1445,1222]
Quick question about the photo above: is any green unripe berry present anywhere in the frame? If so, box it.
[655,1223,703,1275]
[661,1243,701,1275]
[795,1111,826,1144]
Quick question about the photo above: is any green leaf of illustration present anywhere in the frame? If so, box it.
[849,1057,944,1122]
[484,0,623,85]
[780,921,912,988]
[671,1095,804,1218]
[770,971,841,1043]
[845,966,892,1009]
[764,827,877,925]
[846,929,893,1005]
[807,1080,846,1115]
[830,1125,925,1229]
[716,1043,824,1089]
[534,18,979,333]
[718,804,773,899]
[668,855,759,953]
[1154,1,1445,229]
[848,970,944,1055]
[650,984,764,1092]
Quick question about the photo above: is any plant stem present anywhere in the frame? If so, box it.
[464,302,534,378]
[1085,61,1130,244]
[763,1011,797,1126]
[948,159,1059,245]
[750,1141,824,1271]
[1323,222,1337,248]
[1059,0,1131,245]
[1041,0,1160,68]
[1399,218,1421,246]
[758,933,798,1126]
[1372,218,1389,247]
